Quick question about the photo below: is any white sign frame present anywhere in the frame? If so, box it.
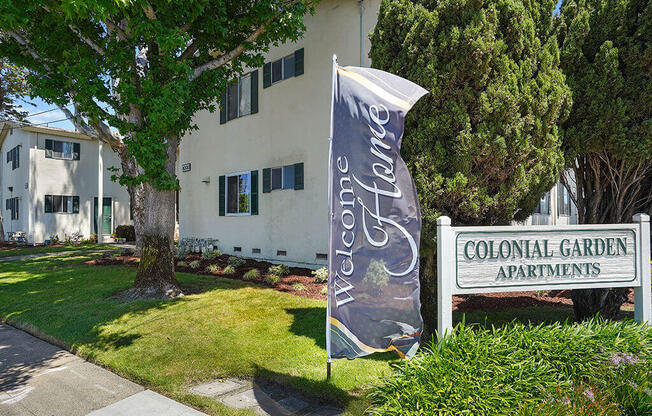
[436,214,651,336]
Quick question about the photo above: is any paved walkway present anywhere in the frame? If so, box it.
[0,324,207,416]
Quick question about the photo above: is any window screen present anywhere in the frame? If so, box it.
[271,167,282,190]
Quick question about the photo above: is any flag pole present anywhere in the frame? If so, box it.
[326,54,337,381]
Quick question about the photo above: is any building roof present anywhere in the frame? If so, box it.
[0,120,94,150]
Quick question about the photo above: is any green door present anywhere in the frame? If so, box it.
[94,197,112,235]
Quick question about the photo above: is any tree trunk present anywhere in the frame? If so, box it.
[566,153,652,321]
[131,181,180,296]
[419,243,438,341]
[115,137,182,299]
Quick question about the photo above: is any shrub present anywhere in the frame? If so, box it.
[205,264,220,273]
[369,320,652,416]
[312,267,328,283]
[268,264,290,277]
[292,283,306,291]
[362,259,390,297]
[222,265,236,275]
[243,269,261,281]
[263,274,280,286]
[320,285,328,295]
[227,256,246,268]
[114,225,136,241]
[201,249,221,260]
[176,261,187,268]
[189,260,201,269]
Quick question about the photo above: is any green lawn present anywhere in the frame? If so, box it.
[1,253,628,415]
[0,254,397,415]
[0,243,114,258]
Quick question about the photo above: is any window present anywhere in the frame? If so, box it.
[6,146,19,170]
[263,162,304,193]
[226,172,251,215]
[534,192,550,215]
[220,71,258,124]
[263,48,304,88]
[45,139,80,160]
[5,197,19,220]
[558,185,572,216]
[44,195,80,213]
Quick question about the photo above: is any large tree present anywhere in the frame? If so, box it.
[0,0,314,298]
[556,0,652,319]
[370,0,572,334]
[0,58,29,121]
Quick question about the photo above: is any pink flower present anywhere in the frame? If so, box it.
[584,389,595,403]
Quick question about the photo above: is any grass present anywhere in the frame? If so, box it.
[369,320,652,416]
[0,254,398,415]
[0,243,113,258]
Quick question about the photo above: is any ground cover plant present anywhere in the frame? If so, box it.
[369,320,652,416]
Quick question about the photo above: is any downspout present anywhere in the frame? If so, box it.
[358,0,364,66]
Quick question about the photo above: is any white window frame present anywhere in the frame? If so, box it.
[225,170,251,216]
[226,72,253,121]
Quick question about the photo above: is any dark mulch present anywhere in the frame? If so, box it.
[85,252,636,310]
[0,242,66,250]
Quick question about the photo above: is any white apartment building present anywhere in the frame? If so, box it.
[177,0,577,267]
[0,121,132,244]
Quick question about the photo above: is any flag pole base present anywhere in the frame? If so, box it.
[326,360,332,380]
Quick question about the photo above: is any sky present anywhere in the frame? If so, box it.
[14,0,564,132]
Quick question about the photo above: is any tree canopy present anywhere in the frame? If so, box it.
[0,58,29,120]
[370,0,572,243]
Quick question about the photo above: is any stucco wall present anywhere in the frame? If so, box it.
[178,0,382,267]
[0,127,30,235]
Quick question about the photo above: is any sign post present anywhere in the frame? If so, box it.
[437,213,652,336]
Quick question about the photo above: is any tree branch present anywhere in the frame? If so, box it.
[190,24,267,81]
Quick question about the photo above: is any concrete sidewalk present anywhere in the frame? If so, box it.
[0,324,207,416]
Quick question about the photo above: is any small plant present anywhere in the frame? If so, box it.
[189,260,201,269]
[227,256,246,268]
[223,265,236,275]
[268,264,290,277]
[243,269,261,281]
[49,234,60,245]
[205,264,220,273]
[312,267,328,283]
[201,249,221,260]
[176,261,187,268]
[263,274,280,286]
[176,245,191,259]
[320,284,328,295]
[292,283,307,291]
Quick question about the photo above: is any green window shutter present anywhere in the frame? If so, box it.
[45,139,53,158]
[73,143,80,160]
[294,48,304,76]
[263,62,272,88]
[250,170,259,215]
[219,90,227,124]
[262,168,271,193]
[72,196,80,213]
[218,175,226,216]
[44,195,53,213]
[294,162,304,190]
[250,69,259,114]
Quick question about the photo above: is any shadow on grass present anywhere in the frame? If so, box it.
[284,307,398,363]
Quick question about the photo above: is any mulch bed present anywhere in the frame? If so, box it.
[85,252,636,310]
[0,242,67,250]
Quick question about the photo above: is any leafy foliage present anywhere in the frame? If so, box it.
[188,260,201,269]
[114,225,135,241]
[0,0,315,189]
[370,0,572,241]
[311,267,328,283]
[369,319,652,416]
[205,264,220,273]
[222,265,236,275]
[201,249,220,260]
[263,273,281,286]
[268,264,290,277]
[0,58,29,120]
[227,256,246,268]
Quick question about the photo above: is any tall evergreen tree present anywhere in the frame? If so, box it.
[370,0,572,334]
[557,0,652,319]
